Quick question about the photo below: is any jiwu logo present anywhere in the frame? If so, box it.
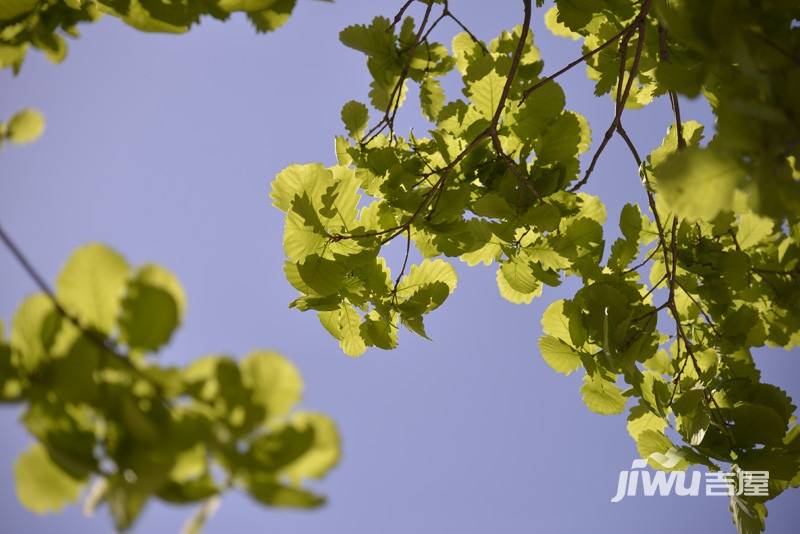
[611,459,702,502]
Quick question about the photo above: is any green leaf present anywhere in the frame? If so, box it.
[0,331,23,400]
[0,0,37,20]
[11,293,61,371]
[655,61,706,98]
[535,111,582,164]
[0,44,26,73]
[468,70,505,121]
[626,404,667,440]
[730,495,767,534]
[540,299,573,343]
[451,31,485,76]
[14,443,85,514]
[619,203,643,242]
[113,0,190,34]
[735,212,773,249]
[538,335,581,375]
[106,480,150,531]
[339,16,395,60]
[420,77,445,122]
[553,0,603,31]
[178,496,220,534]
[5,108,45,144]
[635,428,671,458]
[339,303,366,357]
[241,350,303,421]
[543,6,581,40]
[495,262,542,304]
[728,403,787,447]
[654,146,742,221]
[334,135,353,166]
[284,199,330,262]
[581,374,625,415]
[648,120,705,168]
[218,0,277,11]
[634,429,690,470]
[119,263,186,351]
[512,82,565,140]
[247,0,297,33]
[396,259,458,301]
[271,163,332,212]
[499,254,538,295]
[39,331,102,406]
[360,311,397,350]
[55,243,130,333]
[369,77,408,112]
[608,238,638,272]
[245,477,325,508]
[245,422,315,473]
[288,254,347,296]
[281,412,340,483]
[341,100,369,139]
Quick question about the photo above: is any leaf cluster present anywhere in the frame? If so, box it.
[1,243,340,532]
[0,0,319,72]
[273,2,800,532]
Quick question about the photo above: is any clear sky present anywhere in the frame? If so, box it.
[1,1,798,533]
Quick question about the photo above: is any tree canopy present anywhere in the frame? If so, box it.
[2,2,340,532]
[272,1,800,533]
[2,1,800,533]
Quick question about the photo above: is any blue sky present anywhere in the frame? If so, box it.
[1,1,798,532]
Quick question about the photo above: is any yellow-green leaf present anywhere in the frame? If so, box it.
[581,374,626,415]
[538,335,581,375]
[241,350,304,421]
[5,108,45,144]
[55,243,130,333]
[15,444,84,514]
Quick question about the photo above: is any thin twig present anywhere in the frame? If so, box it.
[338,0,537,245]
[623,245,659,275]
[392,227,413,294]
[521,24,633,101]
[568,0,652,192]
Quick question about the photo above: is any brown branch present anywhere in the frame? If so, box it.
[363,0,487,146]
[444,5,488,54]
[361,0,437,145]
[487,0,542,199]
[392,227,413,294]
[675,279,722,337]
[491,0,531,127]
[658,24,685,149]
[338,0,537,245]
[640,275,667,302]
[617,118,736,450]
[388,0,416,30]
[521,24,633,102]
[668,337,688,406]
[332,128,492,243]
[623,245,659,275]
[568,0,652,192]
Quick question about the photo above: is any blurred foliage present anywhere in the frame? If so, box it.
[2,2,342,531]
[0,0,332,73]
[272,1,800,532]
[1,243,340,532]
[0,108,45,146]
